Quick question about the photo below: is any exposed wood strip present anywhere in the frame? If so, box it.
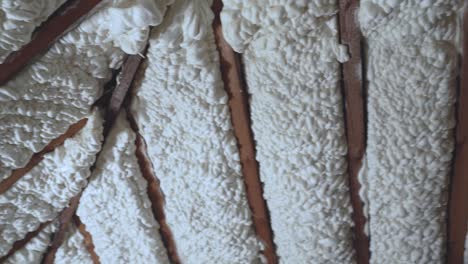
[127,113,181,264]
[121,48,181,263]
[337,1,370,263]
[0,0,104,86]
[0,221,52,263]
[447,7,468,264]
[73,215,100,264]
[42,195,81,264]
[105,54,145,135]
[0,119,88,194]
[211,1,278,263]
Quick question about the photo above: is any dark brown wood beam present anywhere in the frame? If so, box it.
[73,215,101,264]
[105,54,145,135]
[211,1,278,263]
[42,195,81,264]
[447,7,468,264]
[337,1,370,263]
[0,0,104,86]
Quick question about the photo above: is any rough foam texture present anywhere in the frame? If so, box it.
[3,222,57,264]
[0,0,172,181]
[0,111,103,257]
[465,226,468,264]
[0,0,67,63]
[86,0,174,55]
[221,1,354,262]
[55,224,93,264]
[130,0,262,262]
[359,1,462,263]
[77,112,169,263]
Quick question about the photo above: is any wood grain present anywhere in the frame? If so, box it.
[447,7,468,264]
[0,0,103,86]
[337,1,370,263]
[211,1,278,263]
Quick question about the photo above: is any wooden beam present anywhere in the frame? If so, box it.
[447,7,468,264]
[105,55,145,135]
[73,215,101,264]
[0,119,88,194]
[211,1,278,263]
[0,221,52,262]
[127,113,181,264]
[337,1,370,263]
[42,195,82,264]
[0,0,104,86]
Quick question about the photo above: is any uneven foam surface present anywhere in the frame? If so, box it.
[359,1,462,262]
[0,0,172,181]
[77,112,169,264]
[131,0,261,262]
[55,224,93,264]
[221,1,354,262]
[0,0,67,62]
[0,111,103,257]
[465,227,468,264]
[3,222,57,264]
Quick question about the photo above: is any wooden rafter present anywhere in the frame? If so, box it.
[0,0,104,85]
[41,195,81,264]
[337,1,370,263]
[73,215,101,264]
[2,1,467,264]
[127,112,181,264]
[0,119,88,194]
[0,221,52,262]
[447,6,468,264]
